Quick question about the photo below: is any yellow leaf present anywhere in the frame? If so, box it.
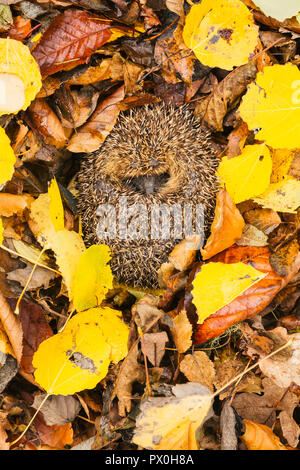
[253,178,300,213]
[72,245,113,312]
[48,178,64,232]
[253,0,300,22]
[0,126,16,185]
[50,230,85,296]
[239,63,300,149]
[182,0,259,70]
[33,307,129,395]
[217,144,272,204]
[0,38,42,115]
[30,193,85,296]
[133,383,213,450]
[192,262,267,324]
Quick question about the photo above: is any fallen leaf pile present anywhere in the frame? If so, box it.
[0,0,299,453]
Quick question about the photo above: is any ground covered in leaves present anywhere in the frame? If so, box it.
[0,0,300,451]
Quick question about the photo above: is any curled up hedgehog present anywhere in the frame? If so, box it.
[77,104,219,288]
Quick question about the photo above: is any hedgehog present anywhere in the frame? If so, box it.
[77,103,219,288]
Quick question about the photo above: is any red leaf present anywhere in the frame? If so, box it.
[194,246,300,344]
[32,10,114,77]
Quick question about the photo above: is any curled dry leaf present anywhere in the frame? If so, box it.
[195,62,257,131]
[170,310,193,354]
[179,351,215,392]
[114,342,145,416]
[241,419,289,450]
[0,193,34,217]
[236,224,268,247]
[169,235,201,271]
[0,291,23,363]
[194,246,300,344]
[201,188,245,260]
[28,99,67,149]
[67,85,125,153]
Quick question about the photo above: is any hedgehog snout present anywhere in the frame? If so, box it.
[126,172,170,195]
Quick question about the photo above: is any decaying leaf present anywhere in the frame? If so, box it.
[32,394,81,426]
[179,351,215,392]
[133,383,213,450]
[252,179,300,214]
[170,310,193,354]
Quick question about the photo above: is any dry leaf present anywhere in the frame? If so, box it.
[241,419,289,450]
[170,310,193,353]
[180,351,215,392]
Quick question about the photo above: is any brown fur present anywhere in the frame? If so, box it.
[77,104,219,287]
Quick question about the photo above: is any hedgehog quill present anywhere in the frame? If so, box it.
[77,104,219,287]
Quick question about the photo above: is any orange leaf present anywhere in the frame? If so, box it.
[194,246,300,344]
[28,99,67,149]
[8,16,32,41]
[241,419,289,450]
[35,415,73,449]
[0,292,23,363]
[201,189,245,260]
[0,193,34,217]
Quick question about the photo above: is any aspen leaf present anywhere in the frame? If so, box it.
[29,192,85,296]
[239,64,300,149]
[217,144,272,204]
[253,178,300,213]
[183,0,259,70]
[0,38,41,114]
[253,1,300,22]
[133,383,213,450]
[270,149,295,183]
[33,307,129,395]
[72,245,113,312]
[48,178,64,232]
[192,262,267,324]
[0,126,16,185]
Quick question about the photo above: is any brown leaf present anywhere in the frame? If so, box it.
[243,208,281,235]
[220,402,238,450]
[170,310,193,354]
[169,235,201,271]
[114,343,145,416]
[67,85,125,153]
[236,224,268,247]
[17,300,53,375]
[0,292,23,363]
[32,10,116,77]
[270,238,300,277]
[179,351,215,392]
[195,62,257,131]
[226,121,249,158]
[28,99,67,148]
[7,261,55,291]
[279,410,300,448]
[194,246,300,344]
[33,394,81,426]
[201,189,245,260]
[142,332,168,367]
[34,414,73,449]
[241,419,289,450]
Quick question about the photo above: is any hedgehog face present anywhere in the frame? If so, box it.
[77,104,219,287]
